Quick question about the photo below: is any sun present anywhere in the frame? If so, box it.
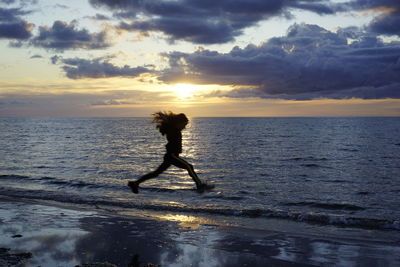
[173,83,200,99]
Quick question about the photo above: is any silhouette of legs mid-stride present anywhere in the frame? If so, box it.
[128,153,203,194]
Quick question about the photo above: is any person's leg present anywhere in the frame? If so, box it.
[128,159,171,193]
[136,161,170,184]
[169,154,203,187]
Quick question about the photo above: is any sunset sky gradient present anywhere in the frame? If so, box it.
[1,0,399,117]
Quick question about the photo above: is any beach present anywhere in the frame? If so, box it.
[1,196,399,267]
[1,117,400,266]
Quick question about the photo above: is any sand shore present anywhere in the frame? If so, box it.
[1,196,399,267]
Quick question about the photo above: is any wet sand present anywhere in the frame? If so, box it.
[1,196,399,267]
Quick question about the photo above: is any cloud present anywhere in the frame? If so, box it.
[0,7,29,20]
[89,13,111,21]
[30,20,111,50]
[53,4,69,9]
[0,89,175,116]
[344,0,400,37]
[119,17,242,44]
[53,56,154,79]
[50,55,60,64]
[347,0,400,10]
[0,0,38,5]
[90,99,136,105]
[159,23,400,100]
[369,9,400,36]
[90,0,340,44]
[0,20,33,39]
[0,7,33,39]
[29,54,42,59]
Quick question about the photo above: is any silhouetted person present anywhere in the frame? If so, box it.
[128,111,205,194]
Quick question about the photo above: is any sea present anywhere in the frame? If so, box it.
[1,117,400,231]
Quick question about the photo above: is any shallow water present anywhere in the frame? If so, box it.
[1,200,399,267]
[0,117,399,230]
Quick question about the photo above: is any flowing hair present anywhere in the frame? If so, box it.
[152,111,189,135]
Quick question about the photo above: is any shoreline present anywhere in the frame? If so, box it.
[1,196,400,266]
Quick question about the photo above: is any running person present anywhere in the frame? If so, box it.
[128,111,206,193]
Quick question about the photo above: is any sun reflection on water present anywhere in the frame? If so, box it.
[157,214,214,229]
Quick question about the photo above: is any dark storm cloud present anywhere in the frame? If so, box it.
[0,20,32,39]
[347,0,400,10]
[288,1,338,15]
[344,0,400,36]
[369,10,400,36]
[0,0,37,4]
[0,7,29,20]
[90,0,340,44]
[160,23,400,100]
[119,17,240,44]
[53,56,153,79]
[30,20,111,50]
[0,7,33,39]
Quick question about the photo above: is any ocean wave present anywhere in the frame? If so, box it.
[339,148,359,152]
[47,180,98,188]
[284,157,328,161]
[329,179,350,183]
[0,174,101,189]
[301,164,321,168]
[0,186,398,231]
[283,201,365,211]
[202,195,245,201]
[34,165,50,169]
[0,174,30,180]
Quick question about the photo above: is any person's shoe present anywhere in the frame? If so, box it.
[128,181,139,194]
[196,182,215,193]
[196,183,207,193]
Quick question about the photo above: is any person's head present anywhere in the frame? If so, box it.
[152,111,189,134]
[174,113,189,130]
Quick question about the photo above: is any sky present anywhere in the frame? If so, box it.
[0,0,399,117]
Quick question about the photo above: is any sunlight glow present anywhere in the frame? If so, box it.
[157,214,214,229]
[173,83,201,99]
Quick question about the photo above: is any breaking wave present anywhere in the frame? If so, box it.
[0,174,399,231]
